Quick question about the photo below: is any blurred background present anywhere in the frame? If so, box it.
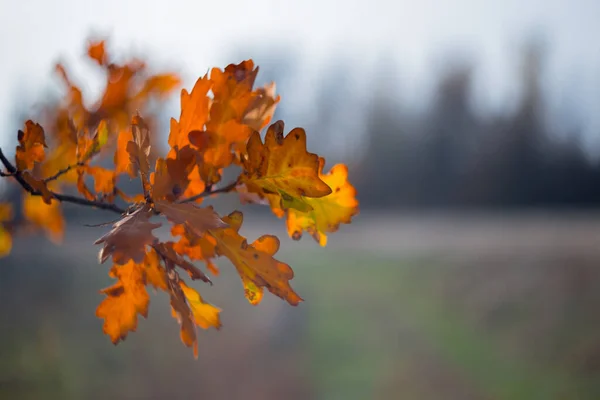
[2,0,600,399]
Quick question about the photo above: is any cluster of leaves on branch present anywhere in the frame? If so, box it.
[0,39,359,357]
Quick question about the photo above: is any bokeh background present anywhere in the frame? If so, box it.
[2,1,600,399]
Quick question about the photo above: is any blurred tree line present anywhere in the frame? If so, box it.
[354,42,600,209]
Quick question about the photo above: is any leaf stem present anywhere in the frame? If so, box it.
[0,147,125,214]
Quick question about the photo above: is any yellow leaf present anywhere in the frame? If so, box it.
[286,159,359,246]
[23,195,64,244]
[241,120,331,214]
[180,281,222,330]
[209,211,302,306]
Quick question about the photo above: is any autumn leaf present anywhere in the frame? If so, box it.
[153,241,212,284]
[286,159,359,246]
[0,204,13,257]
[94,204,161,264]
[209,211,302,306]
[114,128,133,175]
[180,280,222,330]
[241,120,331,213]
[172,224,219,275]
[168,76,212,151]
[22,172,54,204]
[145,249,168,291]
[87,39,107,65]
[127,114,151,180]
[23,195,64,244]
[154,201,227,237]
[168,279,199,358]
[242,82,280,132]
[96,260,150,344]
[16,120,47,171]
[151,146,199,201]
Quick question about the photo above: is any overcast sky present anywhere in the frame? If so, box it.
[1,0,599,149]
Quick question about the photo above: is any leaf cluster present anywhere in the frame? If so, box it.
[0,39,359,356]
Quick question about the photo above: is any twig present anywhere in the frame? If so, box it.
[0,147,125,214]
[177,180,239,204]
[0,170,14,177]
[44,161,86,183]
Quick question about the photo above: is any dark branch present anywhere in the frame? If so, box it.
[43,161,86,183]
[0,147,125,214]
[178,180,239,204]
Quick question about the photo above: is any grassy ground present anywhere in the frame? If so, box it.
[293,250,600,400]
[2,213,600,399]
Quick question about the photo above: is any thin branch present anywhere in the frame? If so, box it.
[0,170,14,177]
[44,161,86,183]
[0,147,125,214]
[177,180,239,204]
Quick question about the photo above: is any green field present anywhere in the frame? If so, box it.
[2,219,600,399]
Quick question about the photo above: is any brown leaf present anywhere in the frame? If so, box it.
[153,241,212,284]
[127,113,151,180]
[154,201,227,237]
[94,204,161,264]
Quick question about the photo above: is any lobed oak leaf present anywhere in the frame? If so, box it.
[16,120,47,171]
[209,211,302,306]
[22,172,54,204]
[94,204,161,264]
[242,82,280,132]
[180,280,222,330]
[23,195,64,244]
[168,278,199,358]
[127,114,151,179]
[0,204,13,258]
[154,201,227,238]
[172,224,219,275]
[96,260,150,344]
[114,128,134,175]
[144,249,168,291]
[286,159,359,246]
[153,241,212,284]
[169,76,212,151]
[151,146,200,201]
[87,166,117,200]
[241,120,331,213]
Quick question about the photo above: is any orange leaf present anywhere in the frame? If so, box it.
[87,166,117,198]
[87,39,107,65]
[145,249,168,291]
[241,120,331,213]
[96,260,150,344]
[114,128,134,175]
[209,211,302,306]
[23,195,64,244]
[168,76,212,151]
[94,204,161,264]
[154,201,227,237]
[16,120,47,171]
[172,224,219,275]
[286,159,359,246]
[22,172,54,204]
